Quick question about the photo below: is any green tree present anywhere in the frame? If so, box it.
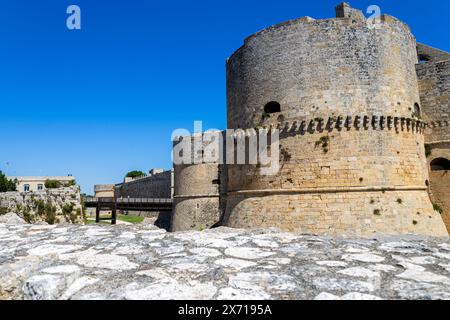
[45,179,62,189]
[64,179,76,187]
[125,171,146,179]
[0,171,17,192]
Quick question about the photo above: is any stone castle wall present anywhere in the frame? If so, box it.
[416,44,450,233]
[114,171,172,199]
[427,142,450,232]
[0,187,83,224]
[417,58,450,142]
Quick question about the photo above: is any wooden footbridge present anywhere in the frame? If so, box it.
[83,197,173,225]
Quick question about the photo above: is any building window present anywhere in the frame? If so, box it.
[24,184,30,192]
[264,101,281,114]
[430,158,450,171]
[37,184,44,191]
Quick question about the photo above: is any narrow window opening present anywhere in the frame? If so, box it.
[24,184,30,192]
[413,103,421,117]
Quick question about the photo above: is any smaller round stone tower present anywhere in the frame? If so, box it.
[171,133,225,231]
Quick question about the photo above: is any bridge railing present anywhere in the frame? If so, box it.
[83,196,172,204]
[116,198,172,204]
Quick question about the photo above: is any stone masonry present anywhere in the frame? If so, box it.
[416,44,450,232]
[0,187,84,224]
[171,3,449,236]
[115,170,173,199]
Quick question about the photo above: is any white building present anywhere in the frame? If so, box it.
[7,176,76,193]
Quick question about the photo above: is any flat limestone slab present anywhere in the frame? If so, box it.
[0,223,449,300]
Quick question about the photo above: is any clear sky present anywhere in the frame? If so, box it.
[1,0,449,194]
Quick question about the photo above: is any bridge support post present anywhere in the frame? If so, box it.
[111,204,117,225]
[95,205,100,223]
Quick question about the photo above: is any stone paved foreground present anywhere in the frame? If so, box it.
[0,223,450,300]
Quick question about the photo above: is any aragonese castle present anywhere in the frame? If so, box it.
[170,3,450,236]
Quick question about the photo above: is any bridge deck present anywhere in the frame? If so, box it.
[83,197,173,225]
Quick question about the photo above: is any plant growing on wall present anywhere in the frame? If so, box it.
[45,180,62,189]
[425,144,432,158]
[315,136,330,154]
[280,147,292,162]
[433,203,444,215]
[125,171,146,179]
[259,111,271,125]
[64,180,76,187]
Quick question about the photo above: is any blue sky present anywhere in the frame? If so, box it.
[0,0,449,194]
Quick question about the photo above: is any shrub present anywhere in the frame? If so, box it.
[35,199,46,217]
[44,203,57,224]
[62,203,75,216]
[433,203,444,215]
[45,179,62,189]
[315,136,330,154]
[22,208,34,223]
[425,144,432,158]
[0,207,8,215]
[63,203,81,223]
[261,111,270,121]
[64,180,76,187]
[15,204,34,223]
[0,171,17,192]
[125,171,146,179]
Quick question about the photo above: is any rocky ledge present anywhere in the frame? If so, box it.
[0,223,449,300]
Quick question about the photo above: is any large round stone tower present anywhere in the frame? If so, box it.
[222,3,448,236]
